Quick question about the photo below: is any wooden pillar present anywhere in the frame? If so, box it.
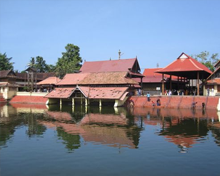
[197,72,200,96]
[99,99,102,107]
[162,74,165,95]
[60,99,62,110]
[170,75,172,90]
[72,98,74,106]
[85,98,88,106]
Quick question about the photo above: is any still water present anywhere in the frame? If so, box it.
[0,103,220,176]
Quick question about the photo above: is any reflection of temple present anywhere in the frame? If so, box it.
[41,110,141,149]
[132,107,220,152]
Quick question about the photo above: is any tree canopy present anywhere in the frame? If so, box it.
[0,53,14,71]
[55,44,82,78]
[192,51,219,72]
[27,56,51,73]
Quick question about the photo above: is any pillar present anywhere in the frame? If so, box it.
[99,99,102,107]
[85,98,88,106]
[170,75,172,90]
[162,74,165,95]
[197,72,200,96]
[72,98,74,106]
[60,99,62,105]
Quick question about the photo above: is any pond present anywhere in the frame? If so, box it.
[0,103,220,176]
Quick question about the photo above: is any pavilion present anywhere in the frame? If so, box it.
[156,52,212,95]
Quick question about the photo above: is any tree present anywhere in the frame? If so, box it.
[193,51,219,72]
[0,53,14,71]
[28,56,50,73]
[55,44,82,78]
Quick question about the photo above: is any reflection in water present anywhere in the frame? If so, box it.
[1,104,220,153]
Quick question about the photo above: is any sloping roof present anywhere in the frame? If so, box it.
[37,77,61,85]
[0,70,17,78]
[57,72,138,86]
[45,88,75,98]
[0,82,19,87]
[207,78,220,85]
[206,67,220,80]
[156,53,212,79]
[78,72,138,85]
[16,72,55,81]
[86,87,128,99]
[46,86,128,100]
[77,86,128,100]
[56,73,89,85]
[80,58,138,72]
[140,68,180,83]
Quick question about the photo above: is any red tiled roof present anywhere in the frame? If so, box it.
[37,77,61,85]
[207,78,220,85]
[56,73,89,85]
[78,72,138,85]
[45,88,75,98]
[80,113,128,125]
[140,68,181,83]
[156,53,212,78]
[80,58,138,72]
[46,86,128,100]
[57,72,138,85]
[79,86,128,99]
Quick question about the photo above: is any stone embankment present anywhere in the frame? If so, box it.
[127,96,219,110]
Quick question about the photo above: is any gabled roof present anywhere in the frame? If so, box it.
[56,73,89,85]
[141,68,180,83]
[37,77,61,85]
[207,67,220,80]
[45,88,75,98]
[57,72,138,86]
[0,70,17,78]
[156,53,212,79]
[46,86,128,100]
[16,72,55,81]
[80,58,140,72]
[78,86,129,99]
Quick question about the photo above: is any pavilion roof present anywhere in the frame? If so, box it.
[156,53,212,79]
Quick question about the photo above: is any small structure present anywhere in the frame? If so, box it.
[0,70,18,100]
[156,53,212,95]
[37,76,61,92]
[205,60,220,96]
[135,68,187,95]
[16,69,55,92]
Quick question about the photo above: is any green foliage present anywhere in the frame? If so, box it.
[0,53,14,71]
[55,44,82,78]
[28,56,50,73]
[193,51,219,72]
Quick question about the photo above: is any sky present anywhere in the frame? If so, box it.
[0,0,220,72]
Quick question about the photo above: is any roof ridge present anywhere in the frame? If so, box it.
[189,58,203,71]
[84,58,136,63]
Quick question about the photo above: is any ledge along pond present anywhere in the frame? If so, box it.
[0,103,220,176]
